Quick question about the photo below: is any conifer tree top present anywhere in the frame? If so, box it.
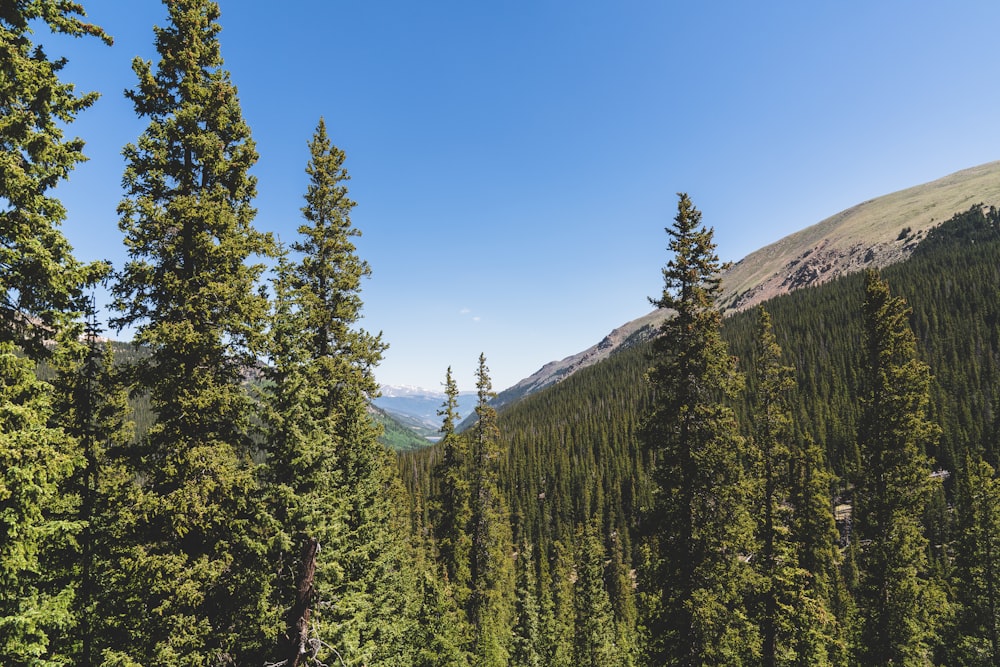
[650,192,727,315]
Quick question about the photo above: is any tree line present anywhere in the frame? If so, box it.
[2,2,438,665]
[8,1,1000,665]
[402,200,1000,666]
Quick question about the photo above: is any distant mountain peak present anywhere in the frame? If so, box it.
[373,385,479,439]
[379,384,443,399]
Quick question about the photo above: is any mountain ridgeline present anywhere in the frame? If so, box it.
[8,1,1000,662]
[399,201,1000,663]
[492,161,1000,407]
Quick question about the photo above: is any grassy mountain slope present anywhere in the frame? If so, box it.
[495,162,1000,407]
[372,405,435,451]
[401,203,1000,570]
[720,160,1000,311]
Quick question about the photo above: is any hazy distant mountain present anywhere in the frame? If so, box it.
[371,404,436,452]
[494,161,1000,408]
[374,385,478,439]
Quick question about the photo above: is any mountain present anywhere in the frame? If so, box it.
[493,310,662,409]
[398,180,1000,664]
[371,404,437,452]
[495,161,1000,408]
[719,160,1000,311]
[374,385,478,439]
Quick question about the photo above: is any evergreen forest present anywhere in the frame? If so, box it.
[7,2,1000,666]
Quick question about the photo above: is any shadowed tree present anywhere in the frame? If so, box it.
[573,520,619,666]
[469,354,516,667]
[640,193,759,666]
[949,454,1000,664]
[48,299,135,665]
[854,269,946,665]
[749,308,847,666]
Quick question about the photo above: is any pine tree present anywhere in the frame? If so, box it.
[268,118,421,667]
[606,528,639,667]
[511,542,544,667]
[0,4,109,663]
[469,354,515,667]
[750,308,797,667]
[854,269,945,665]
[788,434,851,667]
[106,1,277,662]
[749,308,846,666]
[0,343,81,665]
[0,0,111,358]
[264,247,348,666]
[47,301,135,665]
[431,366,473,608]
[541,539,577,667]
[287,117,383,404]
[573,520,619,667]
[326,429,422,667]
[409,562,471,667]
[640,193,759,666]
[950,454,1000,664]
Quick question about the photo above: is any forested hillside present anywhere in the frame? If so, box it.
[399,202,1000,664]
[7,1,1000,665]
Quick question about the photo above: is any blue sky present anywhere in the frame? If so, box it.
[42,1,1000,391]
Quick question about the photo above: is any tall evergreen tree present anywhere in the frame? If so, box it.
[265,118,418,667]
[541,539,577,667]
[48,301,135,665]
[264,247,347,667]
[511,542,544,667]
[949,454,1000,664]
[106,1,277,662]
[469,354,515,667]
[408,557,472,667]
[326,433,420,667]
[854,269,945,665]
[750,308,797,667]
[788,434,850,667]
[749,308,846,666]
[0,0,110,357]
[606,528,639,667]
[431,366,473,608]
[573,520,619,667]
[0,4,108,663]
[640,193,758,666]
[0,342,80,665]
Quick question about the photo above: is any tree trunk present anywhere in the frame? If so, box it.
[283,537,319,667]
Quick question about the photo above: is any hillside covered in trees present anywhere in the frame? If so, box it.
[7,1,1000,666]
[400,201,1000,665]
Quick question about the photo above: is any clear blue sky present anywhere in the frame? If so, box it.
[42,1,1000,391]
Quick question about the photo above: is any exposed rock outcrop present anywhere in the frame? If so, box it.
[500,161,1000,406]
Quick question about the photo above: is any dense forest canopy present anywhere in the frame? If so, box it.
[401,202,1000,665]
[5,1,1000,665]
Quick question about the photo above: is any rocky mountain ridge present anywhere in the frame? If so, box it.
[494,161,1000,408]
